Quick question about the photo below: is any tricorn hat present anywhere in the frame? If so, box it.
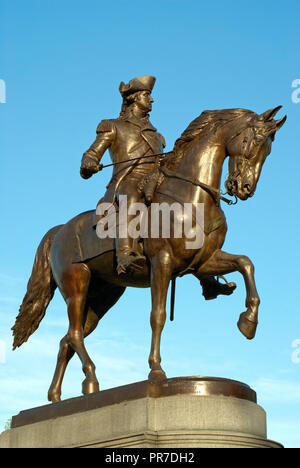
[119,75,156,98]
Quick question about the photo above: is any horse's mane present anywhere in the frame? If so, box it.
[165,108,256,170]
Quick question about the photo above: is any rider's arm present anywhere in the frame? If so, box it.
[80,120,116,179]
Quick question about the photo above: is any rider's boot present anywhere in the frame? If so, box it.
[201,276,236,300]
[116,238,146,275]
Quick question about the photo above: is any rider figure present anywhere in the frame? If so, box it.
[80,75,236,299]
[80,75,165,275]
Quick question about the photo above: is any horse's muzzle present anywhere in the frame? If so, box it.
[225,178,253,200]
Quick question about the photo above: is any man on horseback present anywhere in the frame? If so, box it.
[80,75,235,298]
[80,75,165,274]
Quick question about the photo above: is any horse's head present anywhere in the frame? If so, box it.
[225,106,286,200]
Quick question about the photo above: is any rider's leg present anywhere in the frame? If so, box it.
[196,275,237,300]
[116,179,146,274]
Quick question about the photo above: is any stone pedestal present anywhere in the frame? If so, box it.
[0,377,283,448]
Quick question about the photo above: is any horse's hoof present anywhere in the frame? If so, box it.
[237,312,258,340]
[82,379,99,395]
[148,369,167,382]
[48,390,61,404]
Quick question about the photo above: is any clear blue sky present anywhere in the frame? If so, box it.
[1,0,300,447]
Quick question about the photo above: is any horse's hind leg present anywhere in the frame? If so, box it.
[48,307,99,403]
[48,281,126,403]
[60,263,99,396]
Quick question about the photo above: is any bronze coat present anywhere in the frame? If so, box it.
[82,114,166,202]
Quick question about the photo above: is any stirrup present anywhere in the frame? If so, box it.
[116,250,146,275]
[202,277,236,301]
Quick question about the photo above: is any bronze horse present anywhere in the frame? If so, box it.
[12,107,286,403]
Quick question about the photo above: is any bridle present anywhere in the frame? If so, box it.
[224,123,263,197]
[159,121,262,207]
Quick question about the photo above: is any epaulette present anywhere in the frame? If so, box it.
[96,119,115,134]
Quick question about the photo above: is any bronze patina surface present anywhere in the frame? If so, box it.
[11,376,256,429]
[11,76,286,403]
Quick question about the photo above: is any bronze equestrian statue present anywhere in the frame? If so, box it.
[11,77,286,403]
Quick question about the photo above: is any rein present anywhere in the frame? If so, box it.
[97,151,172,170]
[160,167,237,206]
[97,152,237,206]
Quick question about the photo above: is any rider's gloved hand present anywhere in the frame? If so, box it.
[80,156,101,179]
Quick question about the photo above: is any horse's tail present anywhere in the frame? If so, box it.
[12,225,63,349]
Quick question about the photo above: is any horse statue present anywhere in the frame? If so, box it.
[12,106,286,403]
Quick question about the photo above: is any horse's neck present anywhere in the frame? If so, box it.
[177,138,226,196]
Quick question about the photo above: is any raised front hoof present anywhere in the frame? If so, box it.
[237,312,258,340]
[82,379,99,396]
[148,369,167,382]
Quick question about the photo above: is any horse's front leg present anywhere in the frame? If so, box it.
[196,249,260,339]
[148,250,172,381]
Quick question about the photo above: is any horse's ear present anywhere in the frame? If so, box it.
[259,106,282,122]
[275,115,287,131]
